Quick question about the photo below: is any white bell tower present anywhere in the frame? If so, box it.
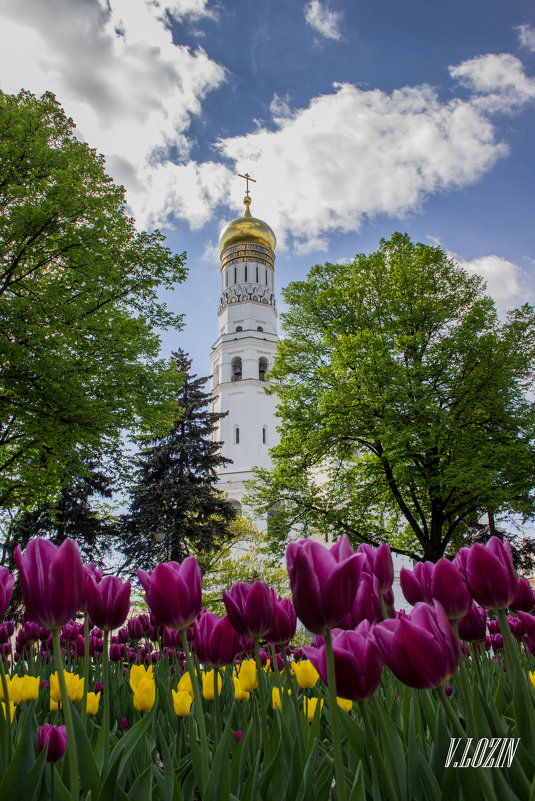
[210,176,279,525]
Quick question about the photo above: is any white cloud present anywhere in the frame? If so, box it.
[449,53,535,113]
[0,0,225,227]
[517,24,535,52]
[453,253,531,316]
[213,80,510,249]
[304,1,343,41]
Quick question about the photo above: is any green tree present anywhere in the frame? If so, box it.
[120,350,237,573]
[0,90,187,509]
[248,233,535,561]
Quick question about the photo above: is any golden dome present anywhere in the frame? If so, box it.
[218,195,276,253]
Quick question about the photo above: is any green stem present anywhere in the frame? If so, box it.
[213,667,221,741]
[180,628,209,793]
[269,643,283,695]
[254,638,270,757]
[324,628,348,801]
[359,699,399,801]
[102,629,110,775]
[0,656,12,761]
[435,686,498,801]
[52,629,79,801]
[81,613,89,727]
[452,620,477,735]
[497,608,535,741]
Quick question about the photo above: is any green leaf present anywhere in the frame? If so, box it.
[0,706,35,801]
[127,765,153,801]
[71,702,102,798]
[203,720,233,801]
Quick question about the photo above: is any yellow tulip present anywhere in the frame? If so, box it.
[272,686,291,710]
[172,689,193,717]
[129,664,153,693]
[86,691,101,716]
[292,661,319,689]
[177,672,194,697]
[1,701,15,723]
[237,659,257,693]
[337,697,352,713]
[202,669,222,701]
[0,674,23,705]
[132,676,155,712]
[530,671,535,690]
[233,676,250,702]
[303,697,323,723]
[20,675,39,703]
[50,671,84,703]
[50,697,59,712]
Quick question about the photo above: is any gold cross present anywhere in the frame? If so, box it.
[238,172,256,197]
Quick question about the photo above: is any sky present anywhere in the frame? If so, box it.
[1,0,534,377]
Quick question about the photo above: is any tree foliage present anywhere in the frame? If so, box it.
[0,90,187,509]
[248,233,535,561]
[120,350,237,574]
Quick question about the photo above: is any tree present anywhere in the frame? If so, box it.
[0,90,187,510]
[120,350,237,573]
[248,233,535,562]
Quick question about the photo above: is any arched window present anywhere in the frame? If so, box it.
[244,264,248,282]
[225,270,229,288]
[235,426,240,444]
[262,425,267,444]
[257,326,263,332]
[231,357,242,381]
[236,326,243,332]
[213,365,219,387]
[259,357,268,381]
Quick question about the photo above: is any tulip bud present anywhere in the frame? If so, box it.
[38,724,67,763]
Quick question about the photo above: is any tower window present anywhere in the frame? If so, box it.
[235,426,240,444]
[231,357,242,381]
[225,271,229,288]
[234,267,237,284]
[244,264,248,282]
[265,269,267,285]
[236,326,243,332]
[256,266,259,282]
[257,326,263,332]
[262,426,267,444]
[259,357,268,381]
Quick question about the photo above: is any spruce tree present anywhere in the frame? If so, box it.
[121,350,236,573]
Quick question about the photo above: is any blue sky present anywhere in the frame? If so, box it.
[1,0,534,377]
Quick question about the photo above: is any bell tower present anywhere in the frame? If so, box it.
[210,177,280,523]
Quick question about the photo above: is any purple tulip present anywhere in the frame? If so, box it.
[303,621,383,701]
[431,558,472,620]
[0,567,15,619]
[127,618,144,641]
[455,537,518,610]
[223,581,276,638]
[373,601,458,689]
[15,538,85,630]
[138,557,202,630]
[86,575,131,632]
[457,604,487,641]
[286,535,364,635]
[192,612,241,666]
[265,597,297,644]
[340,573,383,627]
[507,615,524,638]
[400,562,434,606]
[509,577,535,613]
[516,611,535,657]
[38,724,67,763]
[358,542,394,595]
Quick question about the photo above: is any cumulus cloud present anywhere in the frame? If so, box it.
[517,24,535,52]
[0,0,225,227]
[449,53,535,112]
[304,0,343,41]
[453,253,531,316]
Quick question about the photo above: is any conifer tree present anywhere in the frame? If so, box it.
[121,350,236,573]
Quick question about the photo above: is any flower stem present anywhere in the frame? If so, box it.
[52,629,79,801]
[213,667,221,741]
[435,686,498,801]
[324,628,347,801]
[81,613,89,727]
[254,637,270,757]
[359,699,399,801]
[497,608,535,741]
[180,628,209,793]
[0,656,12,761]
[102,629,110,775]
